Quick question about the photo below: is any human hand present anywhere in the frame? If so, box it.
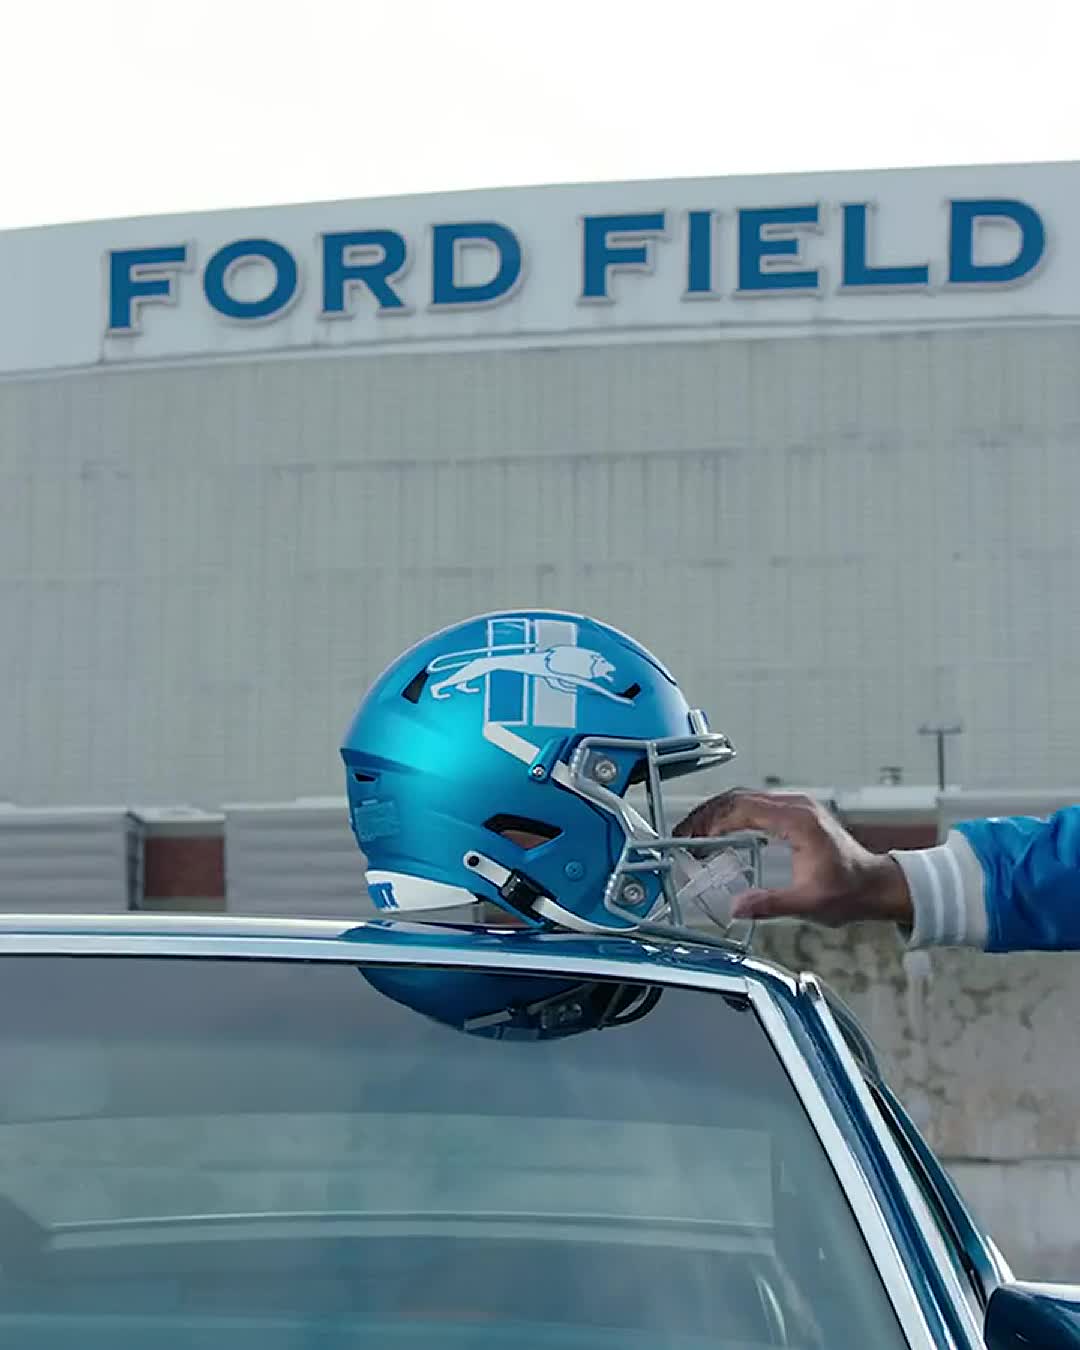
[674,790,913,927]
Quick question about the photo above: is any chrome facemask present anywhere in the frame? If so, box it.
[558,711,765,950]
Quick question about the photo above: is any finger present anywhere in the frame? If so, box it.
[673,790,740,837]
[731,887,823,921]
[674,789,777,837]
[676,791,822,844]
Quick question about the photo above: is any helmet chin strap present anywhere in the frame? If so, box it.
[461,851,513,890]
[461,849,551,925]
[532,895,633,933]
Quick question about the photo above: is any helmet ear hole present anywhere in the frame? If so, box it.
[483,814,562,849]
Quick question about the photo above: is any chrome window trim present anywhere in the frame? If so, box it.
[0,928,753,995]
[875,1077,1012,1302]
[797,973,986,1348]
[747,981,940,1349]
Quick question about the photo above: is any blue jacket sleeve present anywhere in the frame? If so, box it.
[957,808,1080,952]
[890,805,1080,952]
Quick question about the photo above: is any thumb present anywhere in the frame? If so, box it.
[732,888,811,921]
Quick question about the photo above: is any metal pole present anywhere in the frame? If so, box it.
[918,723,964,792]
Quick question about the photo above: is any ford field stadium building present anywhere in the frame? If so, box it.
[5,163,1080,1281]
[3,160,1080,816]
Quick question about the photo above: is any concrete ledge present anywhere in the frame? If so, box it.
[948,1159,1080,1280]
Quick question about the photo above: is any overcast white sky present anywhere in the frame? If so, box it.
[6,0,1079,230]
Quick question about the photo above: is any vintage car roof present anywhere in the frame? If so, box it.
[0,911,798,994]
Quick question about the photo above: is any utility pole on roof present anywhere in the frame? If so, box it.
[918,723,964,792]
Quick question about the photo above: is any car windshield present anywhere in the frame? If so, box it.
[0,954,908,1350]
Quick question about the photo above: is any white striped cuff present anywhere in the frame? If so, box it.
[888,831,989,950]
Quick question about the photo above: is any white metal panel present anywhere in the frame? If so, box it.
[0,808,138,911]
[222,799,488,923]
[938,789,1080,840]
[3,323,1080,806]
[949,1160,1080,1282]
[222,799,374,917]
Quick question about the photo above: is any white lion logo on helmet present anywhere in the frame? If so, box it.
[427,644,629,704]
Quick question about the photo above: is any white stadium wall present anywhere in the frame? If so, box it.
[2,325,1079,806]
[2,159,1079,808]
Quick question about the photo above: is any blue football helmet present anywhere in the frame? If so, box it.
[341,610,760,937]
